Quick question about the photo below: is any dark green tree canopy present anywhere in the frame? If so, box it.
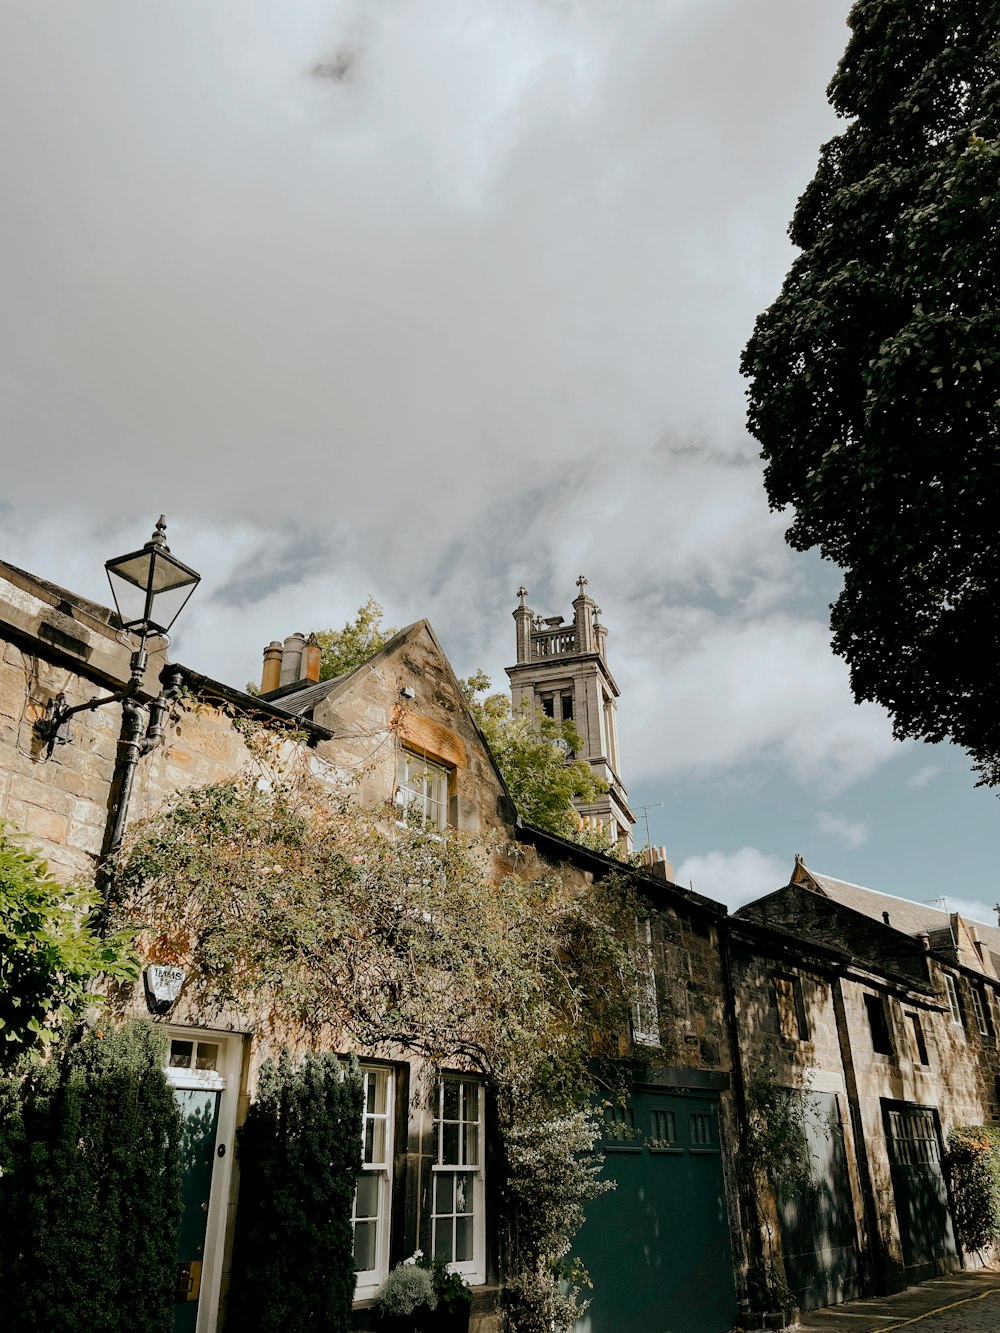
[742,0,1000,782]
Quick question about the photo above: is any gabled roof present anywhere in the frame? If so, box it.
[792,859,1000,980]
[260,623,419,718]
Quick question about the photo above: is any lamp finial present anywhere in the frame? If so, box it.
[150,515,169,551]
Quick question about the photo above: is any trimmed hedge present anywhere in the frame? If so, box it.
[228,1050,363,1333]
[0,1021,181,1333]
[946,1125,1000,1253]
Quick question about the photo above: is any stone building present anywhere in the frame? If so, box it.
[0,554,742,1333]
[730,856,1000,1311]
[505,578,634,852]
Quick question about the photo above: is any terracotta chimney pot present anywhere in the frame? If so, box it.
[302,633,322,683]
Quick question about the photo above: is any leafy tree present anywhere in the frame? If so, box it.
[742,0,1000,783]
[0,1021,181,1333]
[0,823,139,1066]
[316,596,398,681]
[463,673,608,841]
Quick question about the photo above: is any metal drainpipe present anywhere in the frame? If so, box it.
[718,919,765,1303]
[96,664,182,906]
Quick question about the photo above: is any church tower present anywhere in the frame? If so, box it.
[506,577,634,852]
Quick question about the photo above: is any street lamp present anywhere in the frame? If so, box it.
[105,514,201,645]
[36,516,200,746]
[35,516,201,886]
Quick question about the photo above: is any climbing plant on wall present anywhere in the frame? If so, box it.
[110,767,660,1330]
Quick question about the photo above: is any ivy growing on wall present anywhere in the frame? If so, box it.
[110,764,661,1330]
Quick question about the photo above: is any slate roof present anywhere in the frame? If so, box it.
[803,866,1000,978]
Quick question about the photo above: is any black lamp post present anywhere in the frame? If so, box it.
[35,517,201,882]
[36,516,200,746]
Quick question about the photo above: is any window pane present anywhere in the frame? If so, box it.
[443,1081,460,1120]
[195,1042,219,1071]
[455,1215,473,1262]
[463,1121,479,1167]
[442,1122,460,1164]
[367,1118,386,1165]
[355,1172,379,1219]
[169,1040,194,1069]
[353,1220,377,1273]
[434,1218,453,1264]
[455,1172,470,1214]
[463,1081,479,1119]
[435,1172,454,1214]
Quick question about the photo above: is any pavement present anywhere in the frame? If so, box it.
[794,1271,1000,1333]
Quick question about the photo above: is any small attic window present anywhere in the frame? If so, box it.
[397,751,451,830]
[540,695,555,719]
[561,692,574,722]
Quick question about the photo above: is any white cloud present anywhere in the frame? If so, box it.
[618,611,904,793]
[907,765,940,789]
[816,812,869,848]
[673,846,791,913]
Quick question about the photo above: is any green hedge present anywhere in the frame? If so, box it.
[227,1050,363,1333]
[0,1021,181,1333]
[946,1125,1000,1253]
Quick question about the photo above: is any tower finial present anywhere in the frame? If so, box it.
[517,585,529,607]
[576,573,588,591]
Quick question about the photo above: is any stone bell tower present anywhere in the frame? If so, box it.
[506,577,634,852]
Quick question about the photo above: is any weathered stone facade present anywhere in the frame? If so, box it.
[734,861,1000,1308]
[0,557,740,1333]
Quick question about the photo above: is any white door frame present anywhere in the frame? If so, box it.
[165,1026,244,1333]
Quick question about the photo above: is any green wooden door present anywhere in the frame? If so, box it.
[882,1102,958,1285]
[777,1091,861,1310]
[173,1088,222,1333]
[572,1090,737,1333]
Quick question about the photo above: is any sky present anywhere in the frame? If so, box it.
[1,1,996,921]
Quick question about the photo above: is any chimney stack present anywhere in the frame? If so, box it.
[261,641,283,693]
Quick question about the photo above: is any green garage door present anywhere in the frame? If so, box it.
[777,1091,861,1311]
[883,1101,958,1286]
[572,1090,737,1333]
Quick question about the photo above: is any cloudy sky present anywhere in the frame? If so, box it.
[2,1,996,918]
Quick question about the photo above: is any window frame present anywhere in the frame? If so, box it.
[906,1012,930,1066]
[631,917,660,1047]
[944,973,964,1029]
[431,1075,486,1284]
[970,985,993,1039]
[352,1065,396,1299]
[396,749,451,831]
[864,992,894,1056]
[774,973,809,1042]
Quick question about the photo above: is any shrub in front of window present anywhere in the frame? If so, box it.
[945,1126,1000,1253]
[227,1050,363,1333]
[0,1020,181,1333]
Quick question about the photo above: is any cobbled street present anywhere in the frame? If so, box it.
[795,1273,1000,1333]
